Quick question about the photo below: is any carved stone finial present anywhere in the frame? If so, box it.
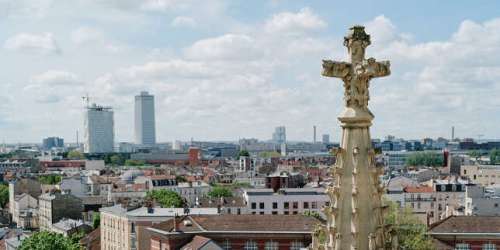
[344,26,371,47]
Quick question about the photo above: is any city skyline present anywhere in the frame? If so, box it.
[1,1,500,143]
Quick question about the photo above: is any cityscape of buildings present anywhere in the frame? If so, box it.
[1,1,499,250]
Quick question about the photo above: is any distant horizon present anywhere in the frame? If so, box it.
[1,1,499,143]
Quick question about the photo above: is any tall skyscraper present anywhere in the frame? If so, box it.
[84,103,114,153]
[272,126,286,144]
[322,134,330,144]
[313,125,317,143]
[135,91,156,145]
[42,137,64,150]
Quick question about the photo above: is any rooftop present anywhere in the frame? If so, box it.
[429,216,500,234]
[150,214,319,234]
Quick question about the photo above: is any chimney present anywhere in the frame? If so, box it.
[172,214,177,232]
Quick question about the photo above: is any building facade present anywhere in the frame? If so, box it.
[242,188,329,216]
[38,192,83,231]
[135,91,156,146]
[272,126,286,144]
[84,103,114,153]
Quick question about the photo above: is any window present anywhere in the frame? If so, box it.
[455,243,471,250]
[237,208,241,215]
[252,212,256,215]
[265,241,278,250]
[260,202,265,209]
[293,211,298,214]
[495,204,499,208]
[464,170,467,175]
[311,202,317,209]
[290,241,304,250]
[244,240,258,250]
[272,211,278,215]
[482,243,496,250]
[431,202,434,209]
[303,202,309,209]
[251,203,256,209]
[260,211,265,215]
[417,203,421,209]
[284,202,289,209]
[293,202,298,209]
[222,240,232,250]
[273,202,278,209]
[284,211,289,215]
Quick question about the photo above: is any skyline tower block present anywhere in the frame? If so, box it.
[272,126,286,144]
[84,103,114,153]
[135,91,156,145]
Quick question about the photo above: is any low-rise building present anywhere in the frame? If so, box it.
[38,192,83,231]
[465,185,500,216]
[51,218,92,237]
[146,214,318,250]
[461,164,500,186]
[243,188,329,216]
[12,193,38,229]
[429,216,500,250]
[100,205,218,250]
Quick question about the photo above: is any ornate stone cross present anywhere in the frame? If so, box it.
[322,26,390,122]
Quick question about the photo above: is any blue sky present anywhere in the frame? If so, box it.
[0,0,499,143]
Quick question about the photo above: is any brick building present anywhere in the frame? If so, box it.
[429,216,500,250]
[147,214,318,250]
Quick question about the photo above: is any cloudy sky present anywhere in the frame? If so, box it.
[1,0,500,143]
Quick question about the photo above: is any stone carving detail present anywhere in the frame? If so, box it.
[322,26,390,111]
[314,26,395,250]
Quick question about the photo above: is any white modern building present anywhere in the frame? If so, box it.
[84,103,114,153]
[135,91,156,145]
[242,188,329,217]
[272,126,286,144]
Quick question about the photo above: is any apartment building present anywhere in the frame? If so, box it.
[38,192,83,231]
[461,164,500,186]
[100,205,218,250]
[242,188,329,216]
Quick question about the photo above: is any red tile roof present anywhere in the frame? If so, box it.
[152,214,319,233]
[429,216,500,234]
[404,186,433,193]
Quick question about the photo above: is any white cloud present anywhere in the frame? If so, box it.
[171,16,197,28]
[71,27,105,45]
[264,7,327,34]
[25,70,82,103]
[30,70,81,86]
[4,32,60,55]
[184,34,262,61]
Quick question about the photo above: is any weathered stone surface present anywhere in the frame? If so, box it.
[319,26,393,250]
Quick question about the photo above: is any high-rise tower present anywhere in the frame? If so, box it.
[84,103,114,153]
[318,26,394,250]
[135,91,156,145]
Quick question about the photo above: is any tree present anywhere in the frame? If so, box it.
[92,213,100,229]
[405,152,443,167]
[175,175,187,183]
[259,151,281,158]
[125,159,145,166]
[208,186,233,198]
[146,189,184,208]
[490,149,500,164]
[38,175,62,185]
[67,150,84,160]
[468,150,482,160]
[238,150,250,159]
[109,154,124,166]
[385,201,435,250]
[19,231,82,250]
[303,210,323,221]
[0,184,8,208]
